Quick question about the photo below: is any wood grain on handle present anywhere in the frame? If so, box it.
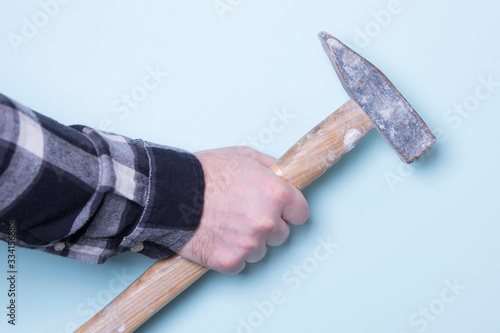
[76,255,208,333]
[271,99,374,189]
[76,99,374,333]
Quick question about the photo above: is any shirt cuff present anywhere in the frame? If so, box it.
[136,142,205,259]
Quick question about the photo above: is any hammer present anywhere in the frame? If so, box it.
[76,32,435,332]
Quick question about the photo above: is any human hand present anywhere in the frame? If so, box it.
[177,146,309,274]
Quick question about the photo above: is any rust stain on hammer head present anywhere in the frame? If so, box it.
[318,32,436,164]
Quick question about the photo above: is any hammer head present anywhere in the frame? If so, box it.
[319,32,435,164]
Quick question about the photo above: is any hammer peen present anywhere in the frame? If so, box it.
[76,32,435,332]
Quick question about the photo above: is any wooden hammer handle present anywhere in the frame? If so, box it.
[271,99,374,190]
[76,255,208,333]
[76,99,374,333]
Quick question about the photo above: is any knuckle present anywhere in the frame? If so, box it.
[267,224,290,246]
[255,217,276,234]
[278,226,290,245]
[214,254,243,275]
[266,182,289,206]
[240,236,260,253]
[247,246,268,263]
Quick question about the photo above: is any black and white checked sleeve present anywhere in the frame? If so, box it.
[0,94,205,264]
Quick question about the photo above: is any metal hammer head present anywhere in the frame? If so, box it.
[318,32,435,164]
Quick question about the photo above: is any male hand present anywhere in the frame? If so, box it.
[177,146,309,274]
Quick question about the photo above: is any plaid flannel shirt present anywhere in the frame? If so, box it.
[0,94,205,264]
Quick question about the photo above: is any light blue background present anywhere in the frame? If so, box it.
[1,1,499,332]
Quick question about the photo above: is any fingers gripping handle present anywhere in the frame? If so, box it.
[76,99,374,333]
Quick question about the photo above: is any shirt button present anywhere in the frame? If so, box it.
[54,242,65,251]
[130,242,144,253]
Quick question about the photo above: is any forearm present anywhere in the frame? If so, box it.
[0,94,204,263]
